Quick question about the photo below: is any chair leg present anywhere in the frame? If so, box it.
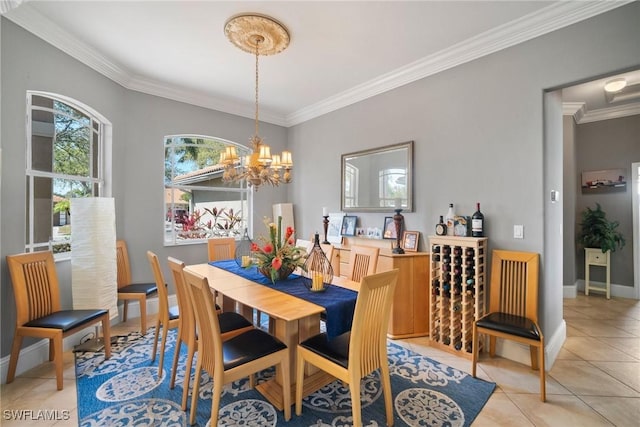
[349,372,362,427]
[169,336,182,389]
[489,336,497,357]
[157,323,169,378]
[210,370,224,425]
[539,342,546,402]
[53,336,64,390]
[295,351,305,416]
[139,297,147,334]
[122,300,129,322]
[189,356,203,425]
[380,362,394,426]
[182,342,196,411]
[6,334,23,384]
[151,318,161,363]
[102,315,112,359]
[471,324,478,377]
[529,344,539,370]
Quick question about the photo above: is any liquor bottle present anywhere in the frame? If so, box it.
[472,202,484,237]
[445,204,455,236]
[435,216,447,236]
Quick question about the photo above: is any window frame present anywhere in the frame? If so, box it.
[25,91,112,258]
[164,134,252,247]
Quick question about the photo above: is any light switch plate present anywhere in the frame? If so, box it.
[514,225,524,239]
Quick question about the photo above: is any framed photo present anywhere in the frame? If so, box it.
[402,231,419,252]
[383,216,396,239]
[341,215,357,236]
[581,168,626,193]
[327,213,345,244]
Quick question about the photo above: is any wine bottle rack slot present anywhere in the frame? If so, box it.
[429,236,488,359]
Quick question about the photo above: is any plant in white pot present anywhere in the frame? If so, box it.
[578,203,625,253]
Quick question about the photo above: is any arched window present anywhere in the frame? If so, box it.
[26,92,112,256]
[164,135,251,246]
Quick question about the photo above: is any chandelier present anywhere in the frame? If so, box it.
[221,14,292,190]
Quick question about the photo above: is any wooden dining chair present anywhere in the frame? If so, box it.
[207,237,235,262]
[183,267,291,424]
[346,245,379,282]
[167,257,253,411]
[472,250,545,401]
[6,251,112,390]
[116,240,158,333]
[146,251,179,376]
[295,269,399,426]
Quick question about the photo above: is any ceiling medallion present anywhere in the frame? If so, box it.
[224,14,290,56]
[220,14,292,190]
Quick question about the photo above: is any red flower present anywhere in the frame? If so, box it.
[271,257,282,270]
[285,226,294,240]
[263,243,273,254]
[288,238,294,245]
[251,243,259,252]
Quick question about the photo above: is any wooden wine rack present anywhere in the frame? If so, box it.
[428,236,488,359]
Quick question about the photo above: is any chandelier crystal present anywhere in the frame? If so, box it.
[222,14,292,190]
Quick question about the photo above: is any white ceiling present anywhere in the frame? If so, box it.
[3,0,635,126]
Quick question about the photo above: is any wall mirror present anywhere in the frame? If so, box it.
[341,141,413,212]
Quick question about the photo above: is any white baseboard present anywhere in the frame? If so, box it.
[566,280,637,299]
[0,295,176,384]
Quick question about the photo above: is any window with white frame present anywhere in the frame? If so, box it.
[26,92,110,255]
[164,135,251,246]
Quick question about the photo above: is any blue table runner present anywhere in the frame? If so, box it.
[209,260,357,339]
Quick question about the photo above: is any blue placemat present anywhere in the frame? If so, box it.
[210,260,357,338]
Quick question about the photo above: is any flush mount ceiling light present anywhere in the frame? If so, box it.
[221,14,292,190]
[604,78,627,93]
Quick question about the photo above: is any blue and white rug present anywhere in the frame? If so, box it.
[75,328,495,426]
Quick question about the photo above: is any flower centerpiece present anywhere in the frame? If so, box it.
[250,216,307,283]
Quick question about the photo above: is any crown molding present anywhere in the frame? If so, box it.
[577,103,640,124]
[286,1,633,126]
[563,102,586,123]
[5,1,633,128]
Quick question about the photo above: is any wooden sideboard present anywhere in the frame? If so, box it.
[332,237,429,339]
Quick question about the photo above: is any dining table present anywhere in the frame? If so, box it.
[184,260,359,410]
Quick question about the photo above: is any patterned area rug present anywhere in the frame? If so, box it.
[75,328,495,426]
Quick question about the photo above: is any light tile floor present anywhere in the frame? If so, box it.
[1,294,638,426]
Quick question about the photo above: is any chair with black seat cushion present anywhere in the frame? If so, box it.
[295,269,399,427]
[167,257,254,411]
[183,266,291,425]
[6,251,112,390]
[147,251,179,376]
[472,249,545,401]
[116,240,158,333]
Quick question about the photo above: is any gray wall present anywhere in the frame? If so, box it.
[575,115,640,286]
[287,4,640,352]
[0,19,286,356]
[2,3,640,365]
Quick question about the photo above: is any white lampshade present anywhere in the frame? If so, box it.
[71,197,118,321]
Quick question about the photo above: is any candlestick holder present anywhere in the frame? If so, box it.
[392,208,405,254]
[322,215,330,244]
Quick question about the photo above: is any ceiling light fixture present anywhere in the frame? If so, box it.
[603,78,627,93]
[221,14,292,190]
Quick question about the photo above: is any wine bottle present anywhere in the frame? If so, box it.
[445,204,455,236]
[472,202,484,237]
[435,215,447,236]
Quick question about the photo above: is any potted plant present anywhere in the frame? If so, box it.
[577,203,625,253]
